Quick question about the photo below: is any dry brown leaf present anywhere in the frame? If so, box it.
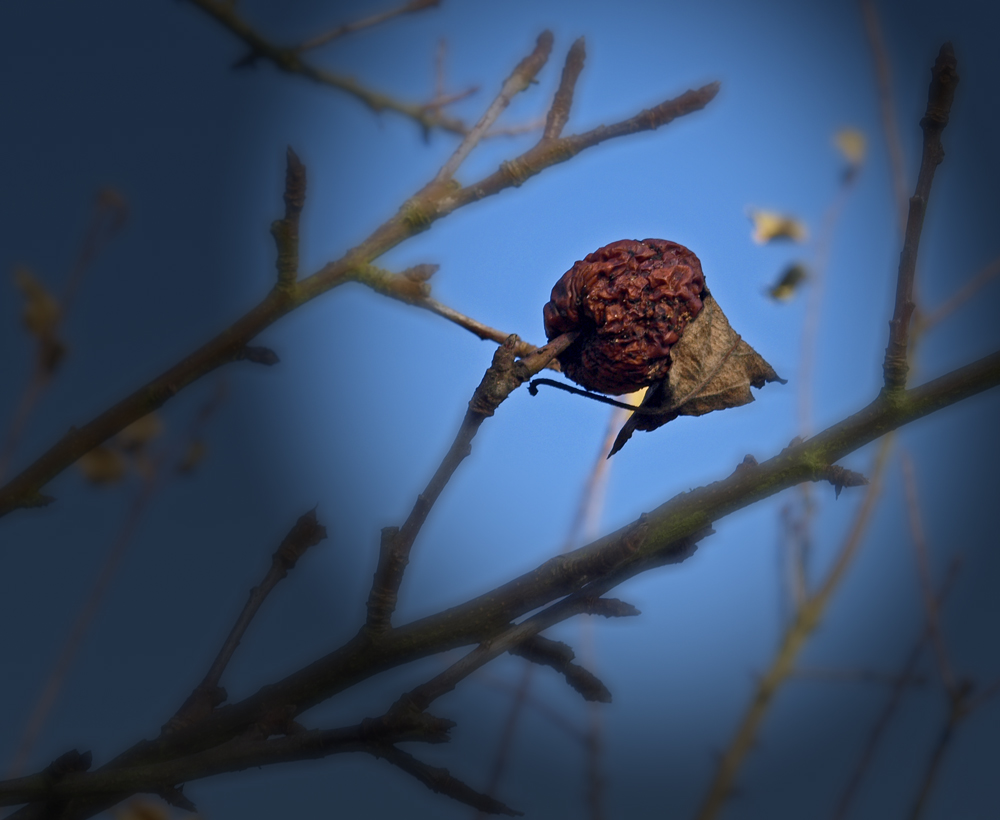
[77,445,127,484]
[767,262,808,301]
[610,295,785,455]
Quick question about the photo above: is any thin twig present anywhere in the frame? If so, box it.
[900,452,957,693]
[397,530,674,716]
[298,0,440,52]
[859,0,910,236]
[509,635,611,703]
[0,190,128,482]
[793,666,929,687]
[186,0,469,136]
[433,32,553,185]
[272,148,305,289]
[474,662,534,820]
[167,509,327,732]
[365,332,578,631]
[373,744,522,817]
[1,714,456,807]
[473,671,584,740]
[5,348,1000,816]
[882,43,958,391]
[779,502,809,613]
[694,436,893,820]
[6,469,159,779]
[917,252,1000,331]
[542,37,586,141]
[433,38,446,100]
[0,40,718,518]
[479,397,633,818]
[831,557,961,820]
[6,385,226,780]
[964,676,1000,714]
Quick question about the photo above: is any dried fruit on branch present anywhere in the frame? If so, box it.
[543,239,707,395]
[542,238,784,455]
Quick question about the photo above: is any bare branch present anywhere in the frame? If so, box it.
[5,346,1000,817]
[0,190,128,482]
[271,147,306,289]
[695,437,893,820]
[918,252,1000,331]
[298,0,440,52]
[476,663,535,820]
[167,509,327,732]
[0,39,717,518]
[6,472,159,778]
[510,635,612,703]
[433,31,553,184]
[901,453,957,692]
[543,37,586,140]
[793,666,928,686]
[578,597,640,618]
[366,332,577,630]
[349,262,546,360]
[833,557,961,820]
[396,517,694,716]
[234,345,280,366]
[186,0,469,136]
[859,0,910,236]
[818,464,869,498]
[883,43,959,391]
[372,745,523,816]
[474,671,584,740]
[965,676,1000,714]
[0,714,453,808]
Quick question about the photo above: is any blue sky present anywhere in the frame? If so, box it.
[2,1,999,818]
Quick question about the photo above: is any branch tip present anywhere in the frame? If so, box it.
[238,345,280,366]
[883,43,958,391]
[543,36,586,140]
[158,785,197,813]
[511,635,612,703]
[283,147,307,217]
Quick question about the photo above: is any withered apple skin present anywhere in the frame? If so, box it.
[543,239,708,395]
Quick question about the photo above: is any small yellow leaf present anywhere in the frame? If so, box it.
[834,128,867,165]
[13,267,60,338]
[747,209,808,244]
[77,445,127,484]
[117,413,164,451]
[767,263,809,301]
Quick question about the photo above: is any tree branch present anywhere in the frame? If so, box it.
[185,0,468,136]
[365,332,577,630]
[371,745,523,816]
[298,0,440,52]
[542,37,586,140]
[271,147,305,290]
[509,635,612,703]
[166,509,327,732]
[433,31,553,184]
[0,37,717,519]
[832,557,962,820]
[5,347,1000,819]
[882,43,959,391]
